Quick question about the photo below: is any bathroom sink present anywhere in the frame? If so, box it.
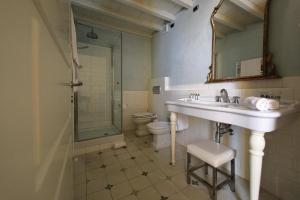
[167,99,300,132]
[178,98,232,107]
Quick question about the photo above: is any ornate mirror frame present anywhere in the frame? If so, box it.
[206,0,279,83]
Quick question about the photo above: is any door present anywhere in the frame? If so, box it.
[0,1,73,200]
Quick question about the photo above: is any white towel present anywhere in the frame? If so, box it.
[71,10,80,66]
[244,97,280,111]
[176,114,189,131]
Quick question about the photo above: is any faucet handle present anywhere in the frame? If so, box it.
[232,96,240,104]
[215,96,221,102]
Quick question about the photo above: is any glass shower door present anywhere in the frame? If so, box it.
[75,26,122,142]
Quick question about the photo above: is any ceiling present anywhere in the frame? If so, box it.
[214,0,267,38]
[72,0,194,37]
[72,0,268,38]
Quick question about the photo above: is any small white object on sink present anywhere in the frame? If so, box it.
[244,97,280,111]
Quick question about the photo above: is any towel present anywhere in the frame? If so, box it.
[71,10,80,67]
[71,10,80,92]
[244,97,280,111]
[176,114,189,131]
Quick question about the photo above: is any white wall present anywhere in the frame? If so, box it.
[0,0,73,200]
[122,33,152,131]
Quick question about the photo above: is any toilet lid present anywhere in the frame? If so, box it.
[132,112,154,118]
[147,121,170,130]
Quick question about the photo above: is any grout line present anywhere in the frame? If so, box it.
[83,132,196,200]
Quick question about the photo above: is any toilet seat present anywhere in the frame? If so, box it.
[132,112,155,118]
[147,121,169,130]
[147,121,170,135]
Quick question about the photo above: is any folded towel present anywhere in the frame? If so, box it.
[176,114,189,131]
[244,97,280,111]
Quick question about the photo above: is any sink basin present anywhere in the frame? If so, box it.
[178,98,232,107]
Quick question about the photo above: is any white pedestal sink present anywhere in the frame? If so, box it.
[166,98,300,200]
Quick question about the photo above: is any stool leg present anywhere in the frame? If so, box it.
[204,163,208,175]
[186,152,191,184]
[212,167,217,200]
[230,159,235,192]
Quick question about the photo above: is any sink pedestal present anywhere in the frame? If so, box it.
[167,100,299,200]
[249,131,265,200]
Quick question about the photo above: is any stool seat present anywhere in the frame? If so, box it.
[187,140,235,168]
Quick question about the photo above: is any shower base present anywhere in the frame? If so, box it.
[74,131,126,156]
[78,125,120,141]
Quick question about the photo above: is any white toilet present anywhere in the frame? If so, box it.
[132,112,157,136]
[147,121,170,150]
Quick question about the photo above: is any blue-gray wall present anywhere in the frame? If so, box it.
[216,23,263,78]
[152,0,300,86]
[152,0,215,86]
[269,0,300,77]
[122,33,151,91]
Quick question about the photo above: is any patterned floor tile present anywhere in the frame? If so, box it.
[129,175,151,191]
[154,180,178,197]
[73,131,280,200]
[87,189,112,200]
[106,170,127,185]
[124,166,142,180]
[87,178,108,194]
[147,170,167,185]
[111,181,133,200]
[137,186,161,200]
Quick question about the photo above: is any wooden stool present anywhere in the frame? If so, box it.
[186,140,236,200]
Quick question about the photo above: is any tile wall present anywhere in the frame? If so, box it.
[78,46,112,131]
[123,91,149,131]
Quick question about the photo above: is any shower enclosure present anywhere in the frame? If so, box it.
[74,23,122,141]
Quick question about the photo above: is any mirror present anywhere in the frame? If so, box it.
[207,0,278,83]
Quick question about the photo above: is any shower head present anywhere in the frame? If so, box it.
[86,27,98,39]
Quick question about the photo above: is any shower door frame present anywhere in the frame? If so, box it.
[74,35,123,142]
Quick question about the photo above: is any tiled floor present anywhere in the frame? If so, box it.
[74,131,279,200]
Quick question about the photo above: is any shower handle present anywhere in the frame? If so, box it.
[63,81,83,88]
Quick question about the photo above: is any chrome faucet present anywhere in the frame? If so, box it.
[220,89,230,103]
[215,89,234,143]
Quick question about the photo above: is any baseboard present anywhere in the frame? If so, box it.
[74,134,126,156]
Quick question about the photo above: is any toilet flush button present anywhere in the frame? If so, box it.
[152,86,161,94]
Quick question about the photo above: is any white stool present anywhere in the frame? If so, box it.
[186,140,236,200]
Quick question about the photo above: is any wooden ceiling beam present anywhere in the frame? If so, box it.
[72,0,163,31]
[230,0,264,19]
[75,16,153,38]
[117,0,176,22]
[171,0,193,9]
